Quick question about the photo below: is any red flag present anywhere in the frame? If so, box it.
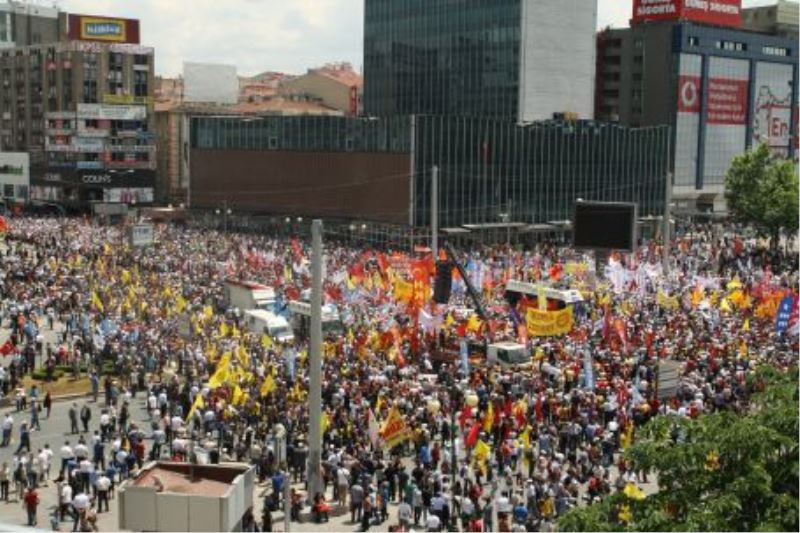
[0,340,15,356]
[458,405,472,429]
[291,239,303,262]
[465,421,481,448]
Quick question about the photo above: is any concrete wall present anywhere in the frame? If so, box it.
[518,0,596,121]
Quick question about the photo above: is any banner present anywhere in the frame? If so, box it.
[656,291,680,310]
[526,307,573,337]
[776,296,797,333]
[380,407,411,449]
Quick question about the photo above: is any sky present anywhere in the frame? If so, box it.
[59,0,780,78]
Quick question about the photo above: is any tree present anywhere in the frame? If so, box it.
[559,366,799,532]
[725,143,799,245]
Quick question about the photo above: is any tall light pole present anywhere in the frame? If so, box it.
[662,172,673,273]
[431,165,439,259]
[306,219,323,504]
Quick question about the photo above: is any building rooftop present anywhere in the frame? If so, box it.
[130,462,247,497]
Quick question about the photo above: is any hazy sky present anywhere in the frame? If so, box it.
[60,0,779,77]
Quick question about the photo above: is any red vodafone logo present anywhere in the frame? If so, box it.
[678,75,701,114]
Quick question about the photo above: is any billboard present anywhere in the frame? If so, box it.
[674,53,702,187]
[183,62,238,104]
[632,0,742,27]
[572,201,637,252]
[67,14,140,44]
[77,104,147,121]
[752,62,793,157]
[703,56,749,186]
[129,223,155,246]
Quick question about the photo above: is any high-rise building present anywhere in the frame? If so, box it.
[595,1,798,214]
[363,0,596,122]
[0,7,155,207]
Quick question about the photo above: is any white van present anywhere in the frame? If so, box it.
[244,309,295,343]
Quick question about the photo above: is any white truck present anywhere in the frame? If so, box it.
[244,309,295,343]
[288,300,344,339]
[223,279,276,312]
[486,341,531,368]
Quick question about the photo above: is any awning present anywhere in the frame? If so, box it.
[461,222,528,230]
[441,227,471,234]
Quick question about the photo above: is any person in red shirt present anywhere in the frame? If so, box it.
[23,486,39,526]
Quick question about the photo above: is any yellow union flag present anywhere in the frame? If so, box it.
[380,406,411,450]
[526,307,573,337]
[656,291,680,311]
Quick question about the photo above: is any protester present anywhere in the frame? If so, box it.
[0,216,796,532]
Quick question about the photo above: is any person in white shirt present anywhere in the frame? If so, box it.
[39,446,52,482]
[71,491,90,529]
[73,441,89,461]
[59,441,74,478]
[398,500,413,526]
[147,393,157,419]
[59,482,73,520]
[336,466,350,507]
[1,414,13,447]
[95,474,111,512]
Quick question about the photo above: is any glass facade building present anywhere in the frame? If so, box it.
[364,0,522,118]
[191,115,411,153]
[411,115,670,227]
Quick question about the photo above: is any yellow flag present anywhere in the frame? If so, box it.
[236,346,250,368]
[321,411,331,434]
[467,314,482,333]
[719,297,732,313]
[483,402,494,433]
[121,269,131,284]
[175,295,187,314]
[261,334,273,349]
[260,374,276,397]
[232,385,244,406]
[743,318,750,332]
[185,393,205,422]
[219,322,230,337]
[232,324,240,338]
[691,285,704,307]
[91,292,104,313]
[444,313,455,328]
[203,305,214,321]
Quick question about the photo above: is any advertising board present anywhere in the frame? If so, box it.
[77,104,147,121]
[632,0,742,27]
[129,223,154,247]
[572,201,637,252]
[183,62,238,105]
[67,14,140,44]
[752,62,793,157]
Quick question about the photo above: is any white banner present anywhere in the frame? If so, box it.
[77,103,146,121]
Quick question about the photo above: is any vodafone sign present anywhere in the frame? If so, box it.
[678,76,701,113]
[632,0,742,27]
[677,75,748,125]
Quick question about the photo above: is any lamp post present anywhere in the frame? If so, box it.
[215,201,232,232]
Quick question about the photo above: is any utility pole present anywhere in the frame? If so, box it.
[307,219,323,504]
[662,172,673,273]
[431,165,438,259]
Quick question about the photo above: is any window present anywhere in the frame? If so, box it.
[716,40,747,52]
[82,81,97,103]
[688,36,699,47]
[3,183,13,197]
[134,70,148,97]
[763,46,790,56]
[633,39,643,49]
[134,54,148,66]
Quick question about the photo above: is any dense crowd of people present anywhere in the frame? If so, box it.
[0,216,797,531]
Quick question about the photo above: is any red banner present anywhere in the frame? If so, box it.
[633,0,741,27]
[706,78,748,125]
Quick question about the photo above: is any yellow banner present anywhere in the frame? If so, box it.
[525,307,573,337]
[380,407,411,449]
[656,291,680,310]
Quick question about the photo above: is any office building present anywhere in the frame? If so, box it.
[596,1,798,213]
[0,8,155,206]
[188,115,669,230]
[0,1,61,49]
[363,0,596,121]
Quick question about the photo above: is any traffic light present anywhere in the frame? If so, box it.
[433,260,452,304]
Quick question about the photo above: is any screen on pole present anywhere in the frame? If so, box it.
[572,201,637,252]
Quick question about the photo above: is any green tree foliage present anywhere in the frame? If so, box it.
[558,366,799,532]
[725,143,799,242]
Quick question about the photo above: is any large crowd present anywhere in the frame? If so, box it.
[0,216,797,532]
